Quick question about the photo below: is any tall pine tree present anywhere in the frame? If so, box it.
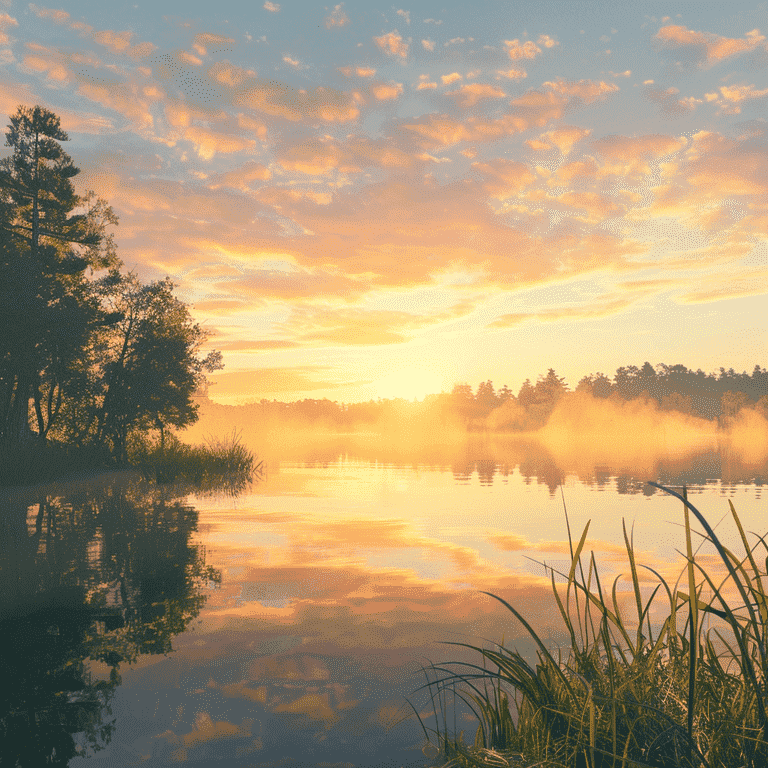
[0,105,115,444]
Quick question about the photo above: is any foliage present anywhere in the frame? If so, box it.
[0,105,223,479]
[0,105,117,445]
[414,486,768,767]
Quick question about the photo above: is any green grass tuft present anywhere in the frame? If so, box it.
[414,483,768,768]
[129,430,262,494]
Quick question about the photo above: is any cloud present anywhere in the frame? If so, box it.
[440,72,462,85]
[369,81,404,100]
[374,30,408,58]
[208,367,352,399]
[446,82,506,108]
[92,29,133,53]
[276,135,415,175]
[393,79,616,152]
[496,68,527,80]
[29,6,69,24]
[679,266,768,303]
[274,305,467,346]
[541,125,591,155]
[537,34,559,49]
[338,65,376,77]
[206,161,271,190]
[235,80,360,123]
[193,32,235,57]
[504,39,541,60]
[655,24,767,66]
[218,267,364,301]
[325,3,349,28]
[421,39,435,51]
[592,133,686,161]
[472,158,536,199]
[557,190,625,222]
[396,9,410,25]
[184,125,256,159]
[264,1,280,11]
[642,84,701,118]
[489,290,649,328]
[705,83,768,115]
[214,339,299,351]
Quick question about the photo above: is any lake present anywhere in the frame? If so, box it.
[1,432,766,766]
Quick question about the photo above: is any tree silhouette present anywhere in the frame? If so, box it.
[0,106,116,444]
[0,475,220,764]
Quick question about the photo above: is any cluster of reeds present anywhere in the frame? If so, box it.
[130,431,261,492]
[414,483,768,768]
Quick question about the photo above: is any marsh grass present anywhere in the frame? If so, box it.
[413,482,768,768]
[130,431,261,493]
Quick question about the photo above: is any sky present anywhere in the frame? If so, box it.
[1,0,767,404]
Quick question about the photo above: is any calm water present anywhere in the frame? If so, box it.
[2,434,766,766]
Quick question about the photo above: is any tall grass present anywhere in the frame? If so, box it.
[130,431,262,493]
[414,483,768,768]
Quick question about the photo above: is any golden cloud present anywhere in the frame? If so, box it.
[592,133,686,161]
[374,30,408,58]
[208,367,353,399]
[92,29,133,53]
[496,68,527,80]
[489,290,647,328]
[215,339,299,351]
[193,32,235,56]
[184,125,256,160]
[370,81,403,100]
[207,161,271,190]
[447,82,506,108]
[655,24,767,65]
[472,158,536,199]
[235,80,359,123]
[542,125,591,155]
[706,83,768,115]
[325,3,349,28]
[504,39,541,60]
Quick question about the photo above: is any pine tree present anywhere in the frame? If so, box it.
[0,105,114,444]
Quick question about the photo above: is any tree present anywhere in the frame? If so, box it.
[95,274,223,461]
[0,105,117,445]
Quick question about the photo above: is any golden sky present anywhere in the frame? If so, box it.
[2,1,767,402]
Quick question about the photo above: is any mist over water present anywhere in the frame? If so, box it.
[184,392,768,490]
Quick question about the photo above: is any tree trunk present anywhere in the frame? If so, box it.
[7,375,33,444]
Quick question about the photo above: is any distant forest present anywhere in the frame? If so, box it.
[199,363,768,434]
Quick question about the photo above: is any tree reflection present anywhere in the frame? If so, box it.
[0,473,220,764]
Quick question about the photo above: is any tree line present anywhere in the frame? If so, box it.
[198,362,768,434]
[0,106,221,462]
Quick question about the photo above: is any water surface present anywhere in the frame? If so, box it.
[2,434,766,766]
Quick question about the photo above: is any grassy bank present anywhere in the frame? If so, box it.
[416,484,768,768]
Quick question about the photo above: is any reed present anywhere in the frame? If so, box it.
[414,483,768,768]
[130,430,261,492]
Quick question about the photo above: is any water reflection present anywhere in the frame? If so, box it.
[253,433,768,496]
[0,473,219,764]
[2,432,767,766]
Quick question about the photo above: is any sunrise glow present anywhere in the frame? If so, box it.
[2,2,766,403]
